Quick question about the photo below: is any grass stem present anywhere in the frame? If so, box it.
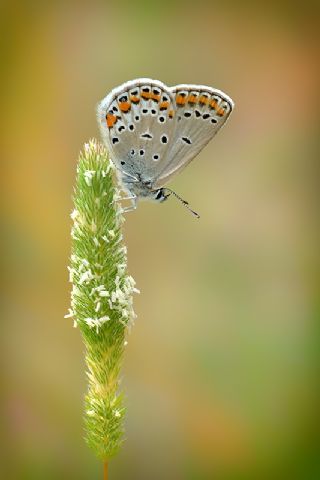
[103,460,108,480]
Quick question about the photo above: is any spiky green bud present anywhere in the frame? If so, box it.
[66,139,139,459]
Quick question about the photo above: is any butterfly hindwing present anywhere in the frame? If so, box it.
[152,84,234,188]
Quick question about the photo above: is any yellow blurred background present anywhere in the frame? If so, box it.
[2,1,319,479]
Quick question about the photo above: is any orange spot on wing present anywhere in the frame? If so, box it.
[188,94,198,104]
[199,96,209,105]
[159,101,169,110]
[176,94,187,105]
[168,110,174,118]
[151,94,161,102]
[210,100,218,110]
[119,101,131,113]
[106,113,117,128]
[141,92,152,100]
[217,108,225,116]
[130,95,140,104]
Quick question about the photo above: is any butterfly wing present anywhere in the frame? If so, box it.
[97,78,177,185]
[152,84,234,189]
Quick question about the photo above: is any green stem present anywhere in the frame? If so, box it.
[104,460,108,480]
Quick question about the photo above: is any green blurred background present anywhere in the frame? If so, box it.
[2,1,319,479]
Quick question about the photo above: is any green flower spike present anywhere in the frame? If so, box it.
[66,140,139,478]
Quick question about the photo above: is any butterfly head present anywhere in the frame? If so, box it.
[153,188,171,203]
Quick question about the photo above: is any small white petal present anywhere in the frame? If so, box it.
[70,209,79,220]
[96,285,106,291]
[99,290,109,297]
[79,270,94,285]
[64,308,74,318]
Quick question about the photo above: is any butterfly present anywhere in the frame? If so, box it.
[97,78,234,218]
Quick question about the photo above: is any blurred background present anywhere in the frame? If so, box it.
[2,1,319,479]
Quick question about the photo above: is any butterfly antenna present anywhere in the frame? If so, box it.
[164,188,200,219]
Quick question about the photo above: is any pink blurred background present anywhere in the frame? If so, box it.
[2,1,319,479]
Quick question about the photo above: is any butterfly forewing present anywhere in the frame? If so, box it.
[97,79,177,184]
[152,84,234,188]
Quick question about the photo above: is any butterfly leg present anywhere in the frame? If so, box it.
[112,192,137,212]
[111,193,137,210]
[121,196,137,213]
[115,194,137,202]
